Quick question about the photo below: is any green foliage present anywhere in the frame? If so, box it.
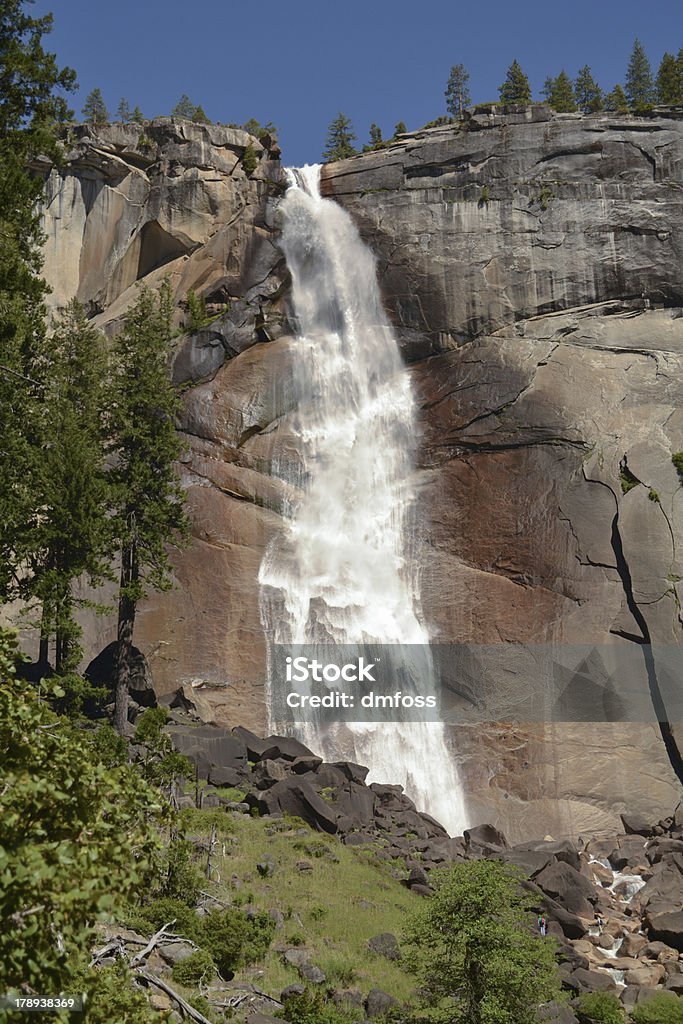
[19,300,112,673]
[185,287,208,330]
[242,117,278,142]
[672,452,683,484]
[126,894,200,937]
[575,66,603,112]
[171,93,198,119]
[82,87,108,124]
[631,992,683,1024]
[171,948,216,986]
[242,142,258,175]
[282,987,357,1024]
[619,463,641,494]
[0,629,164,993]
[157,834,203,903]
[542,70,578,112]
[575,992,624,1024]
[657,52,683,105]
[445,64,471,118]
[90,722,129,767]
[131,105,144,124]
[72,959,166,1024]
[134,708,193,787]
[626,38,656,110]
[478,185,490,207]
[0,0,76,603]
[192,104,210,124]
[117,97,132,122]
[322,112,357,162]
[648,488,660,503]
[393,120,407,136]
[499,60,532,103]
[200,907,275,975]
[605,84,629,112]
[403,859,562,1024]
[369,122,383,146]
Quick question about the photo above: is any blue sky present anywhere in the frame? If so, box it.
[38,0,680,166]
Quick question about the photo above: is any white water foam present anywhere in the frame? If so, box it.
[258,164,467,834]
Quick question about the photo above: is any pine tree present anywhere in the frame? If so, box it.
[108,283,189,733]
[625,38,656,110]
[445,63,471,118]
[605,83,630,112]
[171,93,196,119]
[542,70,578,112]
[21,302,111,672]
[393,121,407,137]
[131,105,144,124]
[0,1,75,604]
[322,112,357,162]
[369,123,383,147]
[656,52,683,104]
[82,87,108,124]
[116,97,131,122]
[499,60,532,103]
[192,104,210,124]
[575,66,603,112]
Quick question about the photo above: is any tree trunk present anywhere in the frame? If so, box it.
[38,601,51,672]
[114,531,138,734]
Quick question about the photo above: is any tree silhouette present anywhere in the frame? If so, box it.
[499,60,532,103]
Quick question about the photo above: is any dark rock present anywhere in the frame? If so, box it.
[283,949,309,968]
[367,933,401,961]
[330,761,370,784]
[535,861,598,916]
[405,864,429,888]
[464,823,509,854]
[85,642,156,707]
[298,963,325,984]
[268,908,285,928]
[166,724,248,779]
[296,861,313,872]
[280,985,305,1001]
[365,990,398,1018]
[253,778,339,833]
[646,839,683,864]
[644,910,683,952]
[159,942,195,965]
[252,758,290,790]
[290,755,323,773]
[621,813,655,837]
[232,727,273,761]
[607,837,648,871]
[331,990,363,1008]
[260,736,316,762]
[208,764,245,787]
[247,1014,288,1024]
[410,883,433,897]
[256,857,275,877]
[563,968,617,993]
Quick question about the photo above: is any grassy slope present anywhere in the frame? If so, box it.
[182,808,419,1000]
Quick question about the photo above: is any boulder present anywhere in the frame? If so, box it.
[645,911,683,952]
[562,968,617,993]
[624,964,666,986]
[621,813,655,837]
[85,642,156,707]
[534,861,598,917]
[367,933,401,961]
[365,990,398,1018]
[464,824,509,854]
[298,963,325,984]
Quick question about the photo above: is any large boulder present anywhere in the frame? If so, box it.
[534,861,598,917]
[85,642,156,708]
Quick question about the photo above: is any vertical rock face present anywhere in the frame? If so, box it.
[38,108,683,841]
[322,107,683,838]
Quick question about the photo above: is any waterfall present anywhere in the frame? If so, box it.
[258,164,467,835]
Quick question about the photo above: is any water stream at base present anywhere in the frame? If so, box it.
[258,165,467,834]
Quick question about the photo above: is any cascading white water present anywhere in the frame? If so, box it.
[258,164,467,834]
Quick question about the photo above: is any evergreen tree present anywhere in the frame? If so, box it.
[369,122,383,146]
[393,120,407,136]
[82,87,108,124]
[322,112,357,162]
[542,70,578,112]
[605,83,630,112]
[445,63,471,118]
[625,38,656,110]
[171,93,196,119]
[192,104,210,124]
[656,51,683,104]
[575,65,603,112]
[0,1,75,604]
[499,60,532,103]
[20,302,111,673]
[404,860,562,1024]
[116,97,131,122]
[131,104,144,124]
[108,283,189,733]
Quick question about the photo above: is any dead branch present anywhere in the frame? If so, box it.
[129,920,176,967]
[135,970,214,1024]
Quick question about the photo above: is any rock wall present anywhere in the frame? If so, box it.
[37,108,683,842]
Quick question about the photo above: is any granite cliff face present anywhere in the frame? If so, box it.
[39,108,683,841]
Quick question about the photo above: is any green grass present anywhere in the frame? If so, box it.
[188,810,419,999]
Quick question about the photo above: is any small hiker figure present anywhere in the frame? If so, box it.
[596,913,604,930]
[538,915,547,936]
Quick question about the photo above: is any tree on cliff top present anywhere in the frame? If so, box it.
[656,51,683,105]
[322,112,357,162]
[0,0,75,603]
[575,66,603,112]
[107,283,189,733]
[499,60,532,103]
[82,87,108,124]
[403,859,561,1024]
[445,64,471,118]
[542,70,578,112]
[625,38,656,110]
[171,93,196,119]
[605,83,629,112]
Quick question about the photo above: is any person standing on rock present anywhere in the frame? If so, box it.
[538,915,547,936]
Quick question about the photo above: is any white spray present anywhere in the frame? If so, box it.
[258,165,466,834]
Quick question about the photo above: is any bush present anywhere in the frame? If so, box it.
[171,949,216,987]
[632,993,683,1024]
[199,907,274,976]
[126,896,201,940]
[672,452,683,484]
[282,988,356,1024]
[576,992,624,1024]
[242,144,258,175]
[77,960,167,1023]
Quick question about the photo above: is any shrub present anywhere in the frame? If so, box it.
[242,144,258,175]
[632,993,683,1024]
[282,988,356,1024]
[575,992,624,1024]
[672,452,683,484]
[171,949,216,987]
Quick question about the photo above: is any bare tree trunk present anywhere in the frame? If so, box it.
[114,530,138,734]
